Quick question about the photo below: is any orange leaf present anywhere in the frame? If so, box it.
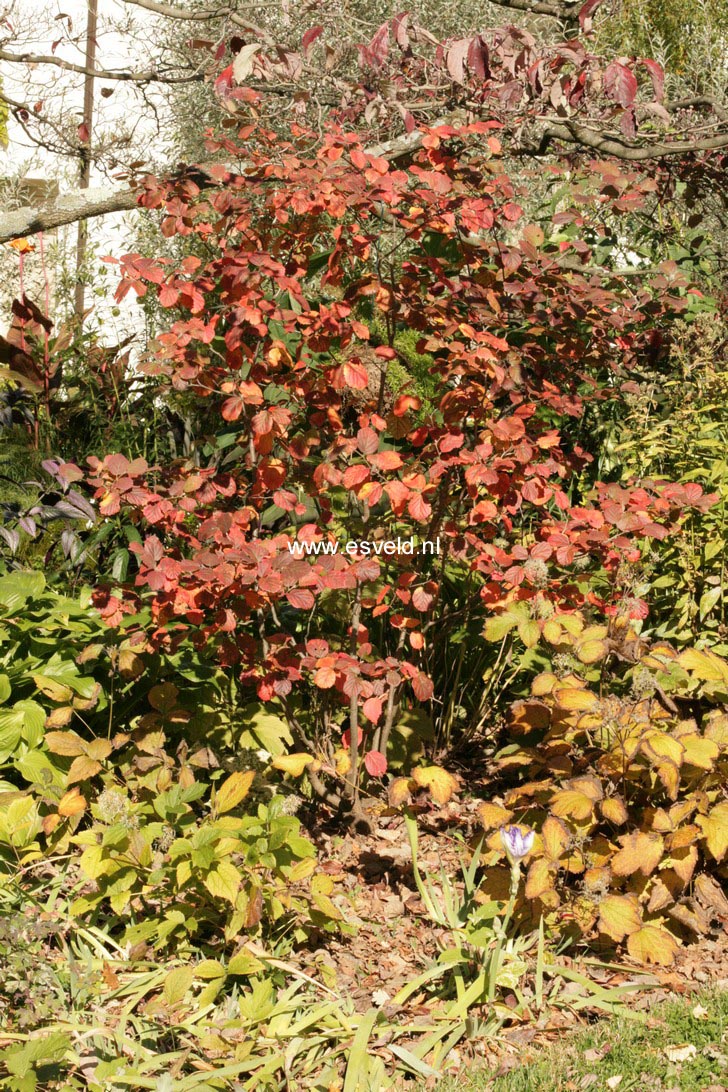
[58,787,87,817]
[611,831,664,877]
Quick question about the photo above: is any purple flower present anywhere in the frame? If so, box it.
[500,825,535,862]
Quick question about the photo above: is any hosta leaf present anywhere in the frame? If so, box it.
[598,894,642,941]
[611,831,664,876]
[215,770,255,814]
[626,925,679,965]
[411,765,458,804]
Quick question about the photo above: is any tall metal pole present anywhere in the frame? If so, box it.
[74,0,98,319]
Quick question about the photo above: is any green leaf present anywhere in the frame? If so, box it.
[343,1009,379,1092]
[484,613,517,641]
[204,860,242,904]
[163,965,195,1006]
[238,702,293,757]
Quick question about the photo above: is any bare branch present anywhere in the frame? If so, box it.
[0,186,140,244]
[483,0,581,19]
[122,0,275,45]
[534,120,728,160]
[0,47,203,85]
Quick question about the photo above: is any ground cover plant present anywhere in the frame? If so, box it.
[0,1,727,1089]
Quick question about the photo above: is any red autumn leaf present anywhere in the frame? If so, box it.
[604,61,639,108]
[362,696,383,724]
[342,726,364,748]
[357,427,379,455]
[287,588,315,610]
[342,360,369,390]
[364,750,387,777]
[412,671,434,701]
[369,450,403,471]
[408,493,432,521]
[314,666,337,688]
[302,24,323,55]
[343,464,371,489]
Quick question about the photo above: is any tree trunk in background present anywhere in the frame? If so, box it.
[74,0,98,319]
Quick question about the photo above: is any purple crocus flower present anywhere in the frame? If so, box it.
[500,825,535,862]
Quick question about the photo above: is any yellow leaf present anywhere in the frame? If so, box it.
[680,734,719,770]
[549,789,595,822]
[411,765,458,804]
[647,879,675,913]
[287,857,316,882]
[525,858,553,900]
[553,686,599,712]
[642,732,684,767]
[45,707,74,728]
[541,815,570,860]
[163,966,195,1006]
[671,845,698,886]
[598,894,642,942]
[388,777,412,806]
[312,892,342,920]
[611,831,664,877]
[665,824,700,851]
[601,797,628,825]
[570,776,603,802]
[45,730,86,756]
[272,753,314,777]
[334,748,351,776]
[215,771,255,814]
[576,639,608,664]
[85,738,112,761]
[704,712,728,746]
[677,648,728,684]
[627,925,679,965]
[478,802,513,829]
[541,620,564,645]
[66,755,102,784]
[697,802,728,862]
[58,788,87,818]
[655,761,681,801]
[531,672,557,696]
